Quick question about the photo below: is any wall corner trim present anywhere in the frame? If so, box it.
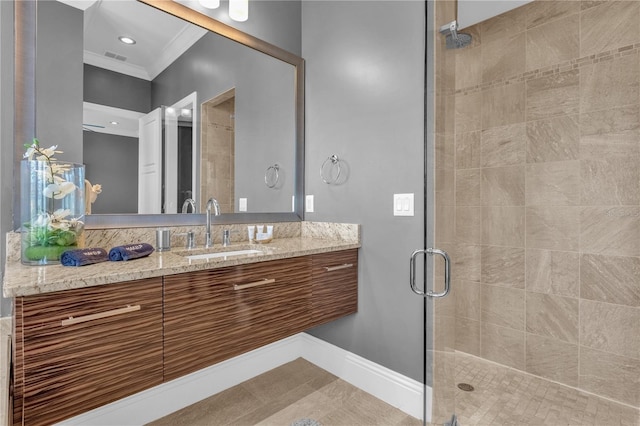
[59,333,427,425]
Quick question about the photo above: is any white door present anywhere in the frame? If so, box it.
[138,108,163,213]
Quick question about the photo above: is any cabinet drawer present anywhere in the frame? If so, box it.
[14,278,163,426]
[164,256,311,380]
[311,249,358,325]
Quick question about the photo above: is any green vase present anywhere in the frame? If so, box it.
[20,160,85,265]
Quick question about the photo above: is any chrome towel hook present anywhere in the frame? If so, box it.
[264,164,280,188]
[320,154,342,184]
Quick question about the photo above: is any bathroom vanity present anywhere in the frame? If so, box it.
[4,223,360,425]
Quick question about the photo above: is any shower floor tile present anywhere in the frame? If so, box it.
[455,352,640,425]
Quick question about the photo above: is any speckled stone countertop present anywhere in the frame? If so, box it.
[3,222,360,298]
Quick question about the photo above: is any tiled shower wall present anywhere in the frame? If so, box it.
[435,0,639,408]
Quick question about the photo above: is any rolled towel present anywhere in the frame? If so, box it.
[109,243,155,261]
[61,248,109,267]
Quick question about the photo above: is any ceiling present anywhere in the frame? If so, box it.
[57,0,207,136]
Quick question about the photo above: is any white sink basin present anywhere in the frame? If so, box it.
[185,249,263,261]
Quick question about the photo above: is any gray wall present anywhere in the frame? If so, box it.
[0,0,15,317]
[302,1,426,382]
[83,132,138,214]
[84,64,152,113]
[152,31,295,213]
[36,0,83,163]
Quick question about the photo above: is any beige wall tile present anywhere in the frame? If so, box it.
[456,317,481,356]
[526,0,580,29]
[580,299,640,359]
[455,279,481,321]
[526,249,580,298]
[482,166,525,206]
[580,1,640,57]
[482,33,525,83]
[435,168,455,206]
[453,244,482,283]
[525,292,579,344]
[436,204,456,244]
[481,284,525,330]
[525,161,580,206]
[580,105,640,159]
[526,206,580,251]
[482,83,526,129]
[455,46,482,90]
[580,156,640,205]
[526,70,580,121]
[581,207,640,256]
[526,14,579,71]
[580,53,640,114]
[481,245,525,289]
[436,133,455,169]
[481,123,526,167]
[526,115,579,163]
[480,323,525,370]
[482,206,525,247]
[456,131,481,169]
[580,346,640,407]
[455,92,482,133]
[456,169,481,206]
[456,206,482,244]
[479,5,527,44]
[525,333,579,387]
[436,94,455,135]
[580,254,640,307]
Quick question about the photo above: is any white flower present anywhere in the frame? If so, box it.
[43,181,76,199]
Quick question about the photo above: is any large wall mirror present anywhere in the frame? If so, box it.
[14,0,304,228]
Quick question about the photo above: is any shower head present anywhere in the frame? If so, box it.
[439,20,473,49]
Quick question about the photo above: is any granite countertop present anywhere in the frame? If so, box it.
[3,236,360,298]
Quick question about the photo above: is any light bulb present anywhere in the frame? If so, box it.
[198,0,220,9]
[229,0,248,22]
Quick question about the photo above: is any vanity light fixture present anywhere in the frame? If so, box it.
[118,36,136,45]
[198,0,220,9]
[229,0,248,22]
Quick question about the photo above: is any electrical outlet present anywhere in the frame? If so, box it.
[305,195,314,213]
[239,198,248,212]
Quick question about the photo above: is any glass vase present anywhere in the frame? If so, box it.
[20,160,85,265]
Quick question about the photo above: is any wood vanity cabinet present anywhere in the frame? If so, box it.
[12,278,163,426]
[163,256,313,380]
[310,249,358,325]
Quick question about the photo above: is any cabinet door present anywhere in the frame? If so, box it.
[14,278,163,426]
[164,256,311,380]
[311,249,358,325]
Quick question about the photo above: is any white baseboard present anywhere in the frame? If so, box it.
[58,333,428,425]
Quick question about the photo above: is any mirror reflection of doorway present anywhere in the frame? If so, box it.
[200,88,235,214]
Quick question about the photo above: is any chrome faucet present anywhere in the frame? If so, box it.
[205,197,221,248]
[181,198,196,213]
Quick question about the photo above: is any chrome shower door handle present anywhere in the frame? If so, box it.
[426,248,451,298]
[410,249,427,295]
[409,248,451,298]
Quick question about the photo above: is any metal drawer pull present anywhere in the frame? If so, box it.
[61,305,141,326]
[324,263,354,272]
[233,278,276,290]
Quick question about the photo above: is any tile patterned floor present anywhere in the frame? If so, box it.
[454,352,640,426]
[148,358,421,426]
[149,354,640,426]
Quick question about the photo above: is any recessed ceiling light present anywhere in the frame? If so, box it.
[110,121,119,125]
[118,36,136,45]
